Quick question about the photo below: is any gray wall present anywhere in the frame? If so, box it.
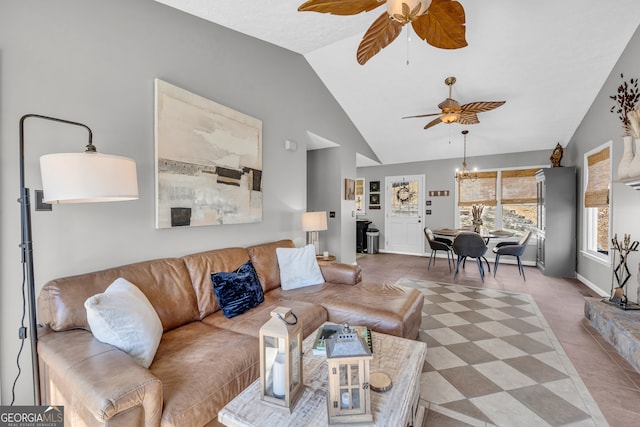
[0,0,375,403]
[357,150,552,261]
[307,144,359,265]
[566,24,640,300]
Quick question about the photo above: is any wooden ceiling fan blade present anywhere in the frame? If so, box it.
[402,112,443,119]
[460,101,506,113]
[424,117,443,130]
[457,113,479,125]
[298,0,383,15]
[357,12,403,65]
[411,0,467,49]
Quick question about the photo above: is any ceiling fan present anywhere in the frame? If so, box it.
[298,0,467,65]
[403,76,506,130]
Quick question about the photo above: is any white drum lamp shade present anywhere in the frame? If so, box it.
[301,211,328,232]
[40,152,138,203]
[302,211,328,255]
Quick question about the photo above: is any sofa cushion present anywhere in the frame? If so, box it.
[212,260,264,318]
[269,282,424,339]
[276,244,325,290]
[85,278,163,367]
[247,240,295,292]
[150,323,260,427]
[38,258,199,333]
[318,263,362,285]
[182,247,251,319]
[202,293,328,339]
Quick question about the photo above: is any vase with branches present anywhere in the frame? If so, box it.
[472,204,484,233]
[610,74,640,178]
[610,73,640,136]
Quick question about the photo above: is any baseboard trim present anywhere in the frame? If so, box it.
[378,250,427,256]
[576,273,609,297]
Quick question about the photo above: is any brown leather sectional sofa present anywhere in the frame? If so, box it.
[36,239,424,426]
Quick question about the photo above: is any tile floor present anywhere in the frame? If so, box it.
[356,253,640,427]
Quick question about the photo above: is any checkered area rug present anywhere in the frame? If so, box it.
[396,279,608,427]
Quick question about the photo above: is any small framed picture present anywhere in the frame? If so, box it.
[369,181,380,193]
[426,209,432,215]
[369,193,380,205]
[344,178,355,200]
[426,200,432,206]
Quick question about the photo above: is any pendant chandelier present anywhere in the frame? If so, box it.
[455,130,477,181]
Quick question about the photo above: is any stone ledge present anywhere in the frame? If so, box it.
[584,297,640,372]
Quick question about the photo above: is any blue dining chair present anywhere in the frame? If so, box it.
[493,230,532,280]
[424,228,454,271]
[452,232,488,282]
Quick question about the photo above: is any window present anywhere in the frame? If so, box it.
[458,172,497,230]
[456,168,539,238]
[390,180,419,216]
[500,169,539,237]
[355,178,365,215]
[583,142,611,262]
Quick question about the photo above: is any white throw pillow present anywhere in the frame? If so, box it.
[276,244,325,291]
[85,278,163,368]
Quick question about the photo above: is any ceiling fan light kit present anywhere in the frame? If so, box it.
[387,0,431,24]
[441,113,458,124]
[298,0,467,65]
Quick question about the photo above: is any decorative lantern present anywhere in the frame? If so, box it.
[259,307,303,411]
[325,324,374,424]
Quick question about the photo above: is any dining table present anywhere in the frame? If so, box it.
[432,228,514,273]
[433,228,513,245]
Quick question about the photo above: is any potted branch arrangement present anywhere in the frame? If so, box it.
[472,204,484,233]
[610,73,640,178]
[627,108,640,177]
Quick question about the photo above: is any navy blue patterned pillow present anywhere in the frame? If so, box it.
[211,260,264,319]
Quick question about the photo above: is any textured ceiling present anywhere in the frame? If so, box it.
[154,0,640,166]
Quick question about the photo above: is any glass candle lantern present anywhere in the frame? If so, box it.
[259,307,303,411]
[325,324,373,424]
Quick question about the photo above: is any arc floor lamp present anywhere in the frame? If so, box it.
[19,114,139,404]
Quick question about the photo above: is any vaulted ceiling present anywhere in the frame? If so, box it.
[154,0,640,166]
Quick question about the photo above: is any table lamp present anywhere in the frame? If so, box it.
[301,211,327,255]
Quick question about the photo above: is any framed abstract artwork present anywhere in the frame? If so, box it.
[154,79,262,228]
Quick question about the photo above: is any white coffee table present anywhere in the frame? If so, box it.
[218,326,427,427]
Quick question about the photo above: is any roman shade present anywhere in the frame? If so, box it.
[501,168,539,204]
[458,171,497,206]
[584,146,610,208]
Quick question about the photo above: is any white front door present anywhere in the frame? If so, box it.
[384,175,425,255]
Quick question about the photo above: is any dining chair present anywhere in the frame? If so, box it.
[493,230,533,280]
[424,227,454,271]
[452,232,489,281]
